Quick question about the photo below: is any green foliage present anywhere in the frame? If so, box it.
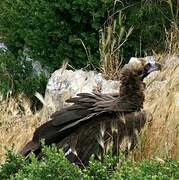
[83,154,120,180]
[0,49,47,104]
[0,0,174,70]
[0,145,179,179]
[114,159,179,179]
[112,0,176,60]
[0,0,176,103]
[0,150,26,179]
[0,0,113,70]
[13,146,85,180]
[0,145,87,180]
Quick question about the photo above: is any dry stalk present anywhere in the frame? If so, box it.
[100,11,133,80]
[132,55,179,160]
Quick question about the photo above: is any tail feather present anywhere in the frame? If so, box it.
[20,141,39,156]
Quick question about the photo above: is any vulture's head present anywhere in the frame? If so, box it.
[119,56,161,108]
[122,56,161,81]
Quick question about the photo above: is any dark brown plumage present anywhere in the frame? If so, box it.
[21,58,161,167]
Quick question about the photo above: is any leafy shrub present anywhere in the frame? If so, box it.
[0,150,26,179]
[0,0,113,70]
[0,0,175,71]
[0,145,179,179]
[0,146,87,180]
[114,159,179,179]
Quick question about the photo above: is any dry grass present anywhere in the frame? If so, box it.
[0,95,43,162]
[132,55,179,160]
[99,11,133,80]
[165,22,179,55]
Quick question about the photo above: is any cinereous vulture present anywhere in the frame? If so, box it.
[21,57,161,167]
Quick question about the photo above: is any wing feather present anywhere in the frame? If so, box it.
[51,93,115,126]
[51,92,140,128]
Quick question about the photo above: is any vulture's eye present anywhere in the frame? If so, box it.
[144,63,151,71]
[142,62,161,79]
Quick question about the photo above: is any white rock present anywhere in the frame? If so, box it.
[0,42,7,50]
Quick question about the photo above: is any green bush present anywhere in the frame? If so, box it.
[0,0,113,70]
[114,159,179,179]
[0,146,89,180]
[0,0,175,71]
[0,145,179,179]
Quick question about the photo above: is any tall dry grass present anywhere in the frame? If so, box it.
[132,55,179,160]
[0,95,42,162]
[99,11,133,80]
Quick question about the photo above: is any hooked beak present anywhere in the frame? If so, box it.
[142,56,161,78]
[147,62,161,74]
